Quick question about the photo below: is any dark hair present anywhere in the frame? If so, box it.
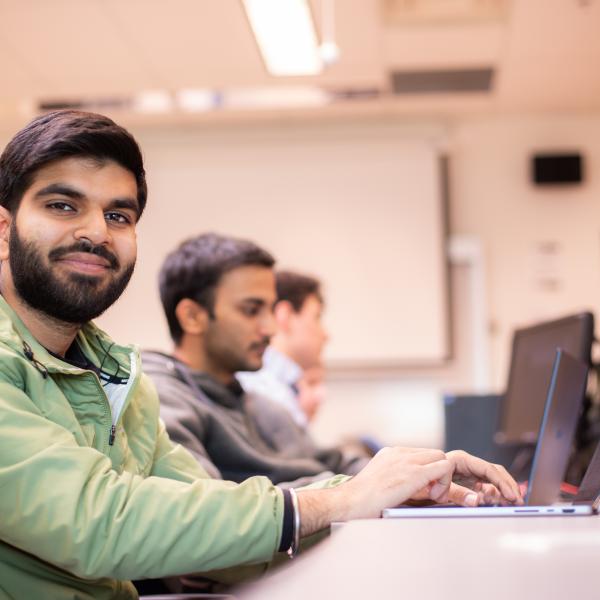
[159,232,276,344]
[276,270,323,312]
[0,110,147,217]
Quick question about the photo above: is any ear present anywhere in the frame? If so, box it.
[174,298,209,337]
[0,206,12,261]
[273,300,294,331]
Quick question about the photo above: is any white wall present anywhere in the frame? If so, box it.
[449,114,600,390]
[316,112,600,447]
[311,261,474,449]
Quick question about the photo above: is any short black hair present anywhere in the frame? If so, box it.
[159,232,276,344]
[276,270,323,312]
[0,110,147,217]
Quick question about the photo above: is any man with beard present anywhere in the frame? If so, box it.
[0,110,522,599]
[144,234,369,484]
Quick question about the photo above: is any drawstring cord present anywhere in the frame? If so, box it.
[22,341,49,379]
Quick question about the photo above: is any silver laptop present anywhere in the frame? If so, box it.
[383,349,596,518]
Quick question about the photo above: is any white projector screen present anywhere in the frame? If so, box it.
[95,121,449,367]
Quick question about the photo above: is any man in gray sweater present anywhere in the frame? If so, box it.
[142,232,368,486]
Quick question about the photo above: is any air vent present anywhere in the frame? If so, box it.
[390,68,494,94]
[38,98,131,112]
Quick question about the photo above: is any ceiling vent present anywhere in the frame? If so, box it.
[390,67,494,94]
[38,98,131,112]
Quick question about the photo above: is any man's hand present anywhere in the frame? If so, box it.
[443,450,523,506]
[385,449,522,507]
[297,447,453,534]
[295,447,523,538]
[336,447,456,520]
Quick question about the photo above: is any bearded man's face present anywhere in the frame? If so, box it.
[3,157,139,324]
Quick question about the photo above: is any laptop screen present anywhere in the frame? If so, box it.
[496,312,593,444]
[526,350,588,505]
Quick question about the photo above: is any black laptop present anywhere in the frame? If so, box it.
[384,350,596,518]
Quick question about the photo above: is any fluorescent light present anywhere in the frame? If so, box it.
[224,86,331,109]
[243,0,323,76]
[133,90,173,113]
[176,89,216,112]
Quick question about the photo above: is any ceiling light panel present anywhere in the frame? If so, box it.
[243,0,323,76]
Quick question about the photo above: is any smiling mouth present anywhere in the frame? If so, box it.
[56,253,113,275]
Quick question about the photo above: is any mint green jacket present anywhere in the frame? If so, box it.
[0,297,344,599]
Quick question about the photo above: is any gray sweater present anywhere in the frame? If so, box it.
[142,351,367,486]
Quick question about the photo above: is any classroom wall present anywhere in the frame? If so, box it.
[449,113,600,389]
[315,112,600,447]
[311,261,473,449]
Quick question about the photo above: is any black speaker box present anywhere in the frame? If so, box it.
[532,153,583,185]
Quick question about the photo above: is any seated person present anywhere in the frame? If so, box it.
[238,270,328,430]
[0,110,522,598]
[296,364,325,423]
[143,234,367,484]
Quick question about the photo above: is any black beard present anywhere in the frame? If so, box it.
[8,223,135,324]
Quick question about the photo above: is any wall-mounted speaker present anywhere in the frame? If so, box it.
[532,153,583,185]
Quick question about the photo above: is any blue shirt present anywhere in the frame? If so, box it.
[237,347,308,429]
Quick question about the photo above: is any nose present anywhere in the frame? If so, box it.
[260,309,277,338]
[73,209,110,246]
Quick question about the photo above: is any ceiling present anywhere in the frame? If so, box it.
[0,0,599,126]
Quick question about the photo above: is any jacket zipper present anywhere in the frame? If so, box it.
[81,373,119,451]
[104,352,139,449]
[22,341,138,451]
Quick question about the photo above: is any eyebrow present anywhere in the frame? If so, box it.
[34,183,140,218]
[34,183,84,200]
[240,298,266,306]
[107,198,140,218]
[239,297,278,312]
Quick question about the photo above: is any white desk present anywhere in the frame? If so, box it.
[239,515,600,599]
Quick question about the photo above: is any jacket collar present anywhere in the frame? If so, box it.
[193,371,245,409]
[141,350,245,410]
[0,294,137,379]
